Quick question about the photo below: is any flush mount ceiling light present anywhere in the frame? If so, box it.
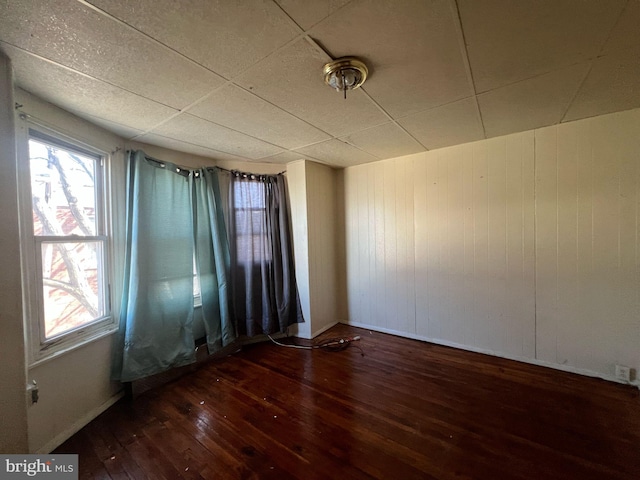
[323,57,368,99]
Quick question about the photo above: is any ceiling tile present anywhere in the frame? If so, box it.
[0,0,223,109]
[602,1,640,54]
[88,0,300,79]
[340,123,424,159]
[187,84,330,149]
[458,0,626,93]
[81,114,144,139]
[564,46,640,123]
[133,133,250,163]
[2,43,178,131]
[398,97,484,150]
[310,0,471,118]
[275,0,352,30]
[478,63,590,138]
[150,113,284,160]
[235,37,388,137]
[257,151,312,164]
[294,139,377,167]
[2,0,640,164]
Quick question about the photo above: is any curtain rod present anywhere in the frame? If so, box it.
[205,165,287,177]
[18,105,121,155]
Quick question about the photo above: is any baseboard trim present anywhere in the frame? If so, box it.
[343,321,640,389]
[35,391,125,454]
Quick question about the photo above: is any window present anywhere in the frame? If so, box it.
[233,179,271,264]
[23,128,114,362]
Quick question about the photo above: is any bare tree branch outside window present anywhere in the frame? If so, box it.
[29,138,105,338]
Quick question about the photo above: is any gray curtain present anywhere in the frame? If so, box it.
[217,169,304,336]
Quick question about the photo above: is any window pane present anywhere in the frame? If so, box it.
[233,181,272,263]
[233,180,265,209]
[40,241,106,339]
[29,138,98,236]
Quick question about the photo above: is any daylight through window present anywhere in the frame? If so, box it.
[28,133,110,342]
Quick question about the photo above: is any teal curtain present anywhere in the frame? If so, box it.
[192,168,236,352]
[112,151,196,382]
[113,153,302,382]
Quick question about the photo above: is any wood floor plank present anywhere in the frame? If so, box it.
[55,324,640,479]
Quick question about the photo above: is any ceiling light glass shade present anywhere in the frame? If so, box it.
[323,57,368,97]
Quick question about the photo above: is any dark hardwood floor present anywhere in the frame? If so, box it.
[55,324,640,479]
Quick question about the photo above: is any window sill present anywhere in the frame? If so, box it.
[29,323,119,369]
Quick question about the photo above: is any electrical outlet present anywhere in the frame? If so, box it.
[615,365,631,383]
[26,380,38,404]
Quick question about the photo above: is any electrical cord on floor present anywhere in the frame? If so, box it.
[267,334,364,356]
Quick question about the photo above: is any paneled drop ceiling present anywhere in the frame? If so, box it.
[1,0,639,167]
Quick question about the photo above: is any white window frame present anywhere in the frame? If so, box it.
[17,120,117,366]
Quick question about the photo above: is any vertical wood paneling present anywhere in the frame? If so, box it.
[343,109,640,382]
[404,158,416,334]
[414,153,429,337]
[555,123,579,367]
[383,160,397,331]
[426,152,441,338]
[365,165,376,327]
[574,123,594,367]
[533,127,558,362]
[462,145,475,347]
[536,110,640,377]
[395,158,415,334]
[345,133,535,355]
[372,162,388,328]
[487,138,508,352]
[345,165,362,328]
[357,163,370,327]
[445,149,465,343]
[472,144,490,348]
[506,133,536,357]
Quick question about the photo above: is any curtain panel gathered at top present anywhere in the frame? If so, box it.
[192,167,236,353]
[113,151,302,382]
[112,151,196,382]
[219,170,304,337]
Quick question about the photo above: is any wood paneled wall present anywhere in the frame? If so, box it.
[535,113,640,376]
[343,109,640,383]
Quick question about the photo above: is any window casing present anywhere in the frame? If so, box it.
[20,126,116,364]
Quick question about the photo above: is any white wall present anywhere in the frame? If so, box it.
[15,92,290,452]
[288,160,345,338]
[287,161,312,338]
[535,113,640,377]
[0,52,29,454]
[14,89,126,453]
[344,109,640,384]
[305,161,344,336]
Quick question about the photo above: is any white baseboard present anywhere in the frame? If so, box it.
[35,391,125,454]
[343,321,640,389]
